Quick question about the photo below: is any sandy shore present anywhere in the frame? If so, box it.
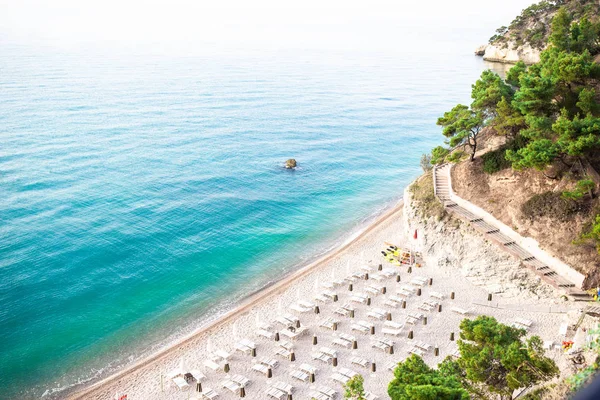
[65,196,581,400]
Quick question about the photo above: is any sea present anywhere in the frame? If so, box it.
[0,42,503,398]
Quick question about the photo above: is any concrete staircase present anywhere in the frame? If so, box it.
[433,164,590,301]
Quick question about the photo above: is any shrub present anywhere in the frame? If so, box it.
[562,179,595,201]
[420,153,432,172]
[482,148,511,174]
[521,191,584,222]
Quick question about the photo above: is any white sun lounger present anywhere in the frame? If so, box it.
[312,352,332,364]
[266,387,286,400]
[319,317,339,330]
[203,359,220,371]
[230,374,250,387]
[408,347,425,357]
[257,329,274,339]
[314,293,331,303]
[300,363,317,374]
[451,307,471,315]
[310,391,331,400]
[214,349,231,360]
[351,356,369,368]
[331,373,350,384]
[351,323,370,333]
[272,381,294,394]
[367,311,386,320]
[275,348,292,358]
[290,303,312,313]
[252,363,270,375]
[319,347,338,357]
[259,358,279,368]
[200,388,219,399]
[290,369,309,382]
[221,379,240,394]
[234,343,252,354]
[384,320,403,329]
[350,295,369,304]
[317,386,337,397]
[333,337,352,348]
[415,341,432,351]
[382,327,403,336]
[338,367,358,378]
[173,376,189,390]
[429,291,444,300]
[298,300,316,309]
[334,306,352,316]
[339,332,356,342]
[370,273,385,281]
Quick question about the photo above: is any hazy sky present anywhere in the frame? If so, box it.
[0,0,535,52]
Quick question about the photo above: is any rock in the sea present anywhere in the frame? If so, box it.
[285,159,297,169]
[474,45,487,56]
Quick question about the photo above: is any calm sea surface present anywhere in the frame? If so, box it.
[1,45,490,398]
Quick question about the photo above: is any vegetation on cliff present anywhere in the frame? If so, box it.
[488,0,600,52]
[430,4,600,261]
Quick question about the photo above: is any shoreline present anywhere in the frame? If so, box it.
[66,198,406,399]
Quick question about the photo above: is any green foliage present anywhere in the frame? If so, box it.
[482,148,511,174]
[494,96,526,138]
[550,7,573,51]
[506,138,559,170]
[471,70,514,118]
[562,178,595,200]
[388,354,469,400]
[430,146,450,165]
[446,151,465,163]
[506,61,527,87]
[457,316,559,399]
[521,191,583,222]
[344,374,366,400]
[582,214,600,254]
[437,105,484,161]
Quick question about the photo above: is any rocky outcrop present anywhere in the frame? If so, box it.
[285,159,297,169]
[475,42,541,65]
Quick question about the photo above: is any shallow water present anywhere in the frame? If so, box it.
[0,45,490,398]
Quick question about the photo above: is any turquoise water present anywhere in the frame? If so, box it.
[0,46,488,398]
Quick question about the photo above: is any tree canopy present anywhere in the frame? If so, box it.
[388,354,469,400]
[436,105,485,162]
[456,316,559,400]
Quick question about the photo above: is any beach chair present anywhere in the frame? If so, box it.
[450,307,471,315]
[314,293,331,303]
[319,347,337,357]
[415,341,432,351]
[317,386,337,398]
[310,391,331,400]
[451,348,461,358]
[351,323,369,334]
[311,352,332,364]
[279,340,294,350]
[370,273,385,281]
[361,265,374,273]
[319,317,339,331]
[339,332,356,342]
[275,347,292,358]
[429,291,444,300]
[384,321,403,329]
[214,349,230,361]
[272,381,293,394]
[221,379,240,394]
[230,374,250,387]
[200,388,219,399]
[331,373,350,384]
[322,290,337,300]
[298,300,316,309]
[382,327,402,336]
[290,369,309,382]
[266,387,287,400]
[367,310,386,320]
[290,303,312,313]
[259,358,279,369]
[338,367,358,378]
[350,295,368,304]
[559,323,568,336]
[203,359,220,371]
[172,376,189,391]
[188,369,206,382]
[257,328,274,340]
[300,363,317,375]
[384,299,400,308]
[234,342,252,354]
[351,357,369,368]
[334,306,351,317]
[252,363,270,375]
[408,347,425,357]
[333,337,352,348]
[365,285,381,296]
